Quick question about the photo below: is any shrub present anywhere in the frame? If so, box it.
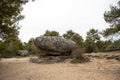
[71,45,89,63]
[71,45,84,58]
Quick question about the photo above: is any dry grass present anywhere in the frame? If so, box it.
[0,51,120,80]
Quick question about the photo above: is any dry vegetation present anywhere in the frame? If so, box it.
[0,51,120,80]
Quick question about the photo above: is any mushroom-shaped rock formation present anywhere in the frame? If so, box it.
[34,36,76,56]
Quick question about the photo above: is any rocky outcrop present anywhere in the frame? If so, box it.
[106,45,120,51]
[17,50,29,57]
[34,36,76,56]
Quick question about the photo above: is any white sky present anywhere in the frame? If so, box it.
[19,0,117,42]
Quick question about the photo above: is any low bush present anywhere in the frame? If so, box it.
[71,45,90,63]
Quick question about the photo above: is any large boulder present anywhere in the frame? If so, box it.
[34,36,76,56]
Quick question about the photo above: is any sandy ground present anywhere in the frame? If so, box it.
[0,51,120,80]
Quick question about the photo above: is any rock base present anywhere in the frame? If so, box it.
[30,55,90,64]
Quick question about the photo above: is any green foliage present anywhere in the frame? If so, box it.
[85,28,100,53]
[0,42,7,56]
[71,33,83,47]
[63,30,83,47]
[113,39,120,45]
[85,41,95,53]
[86,28,100,42]
[0,37,23,58]
[103,1,120,38]
[96,40,112,52]
[23,38,39,55]
[0,0,34,57]
[63,30,74,39]
[43,30,59,36]
[0,0,32,40]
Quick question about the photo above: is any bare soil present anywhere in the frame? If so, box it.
[0,51,120,80]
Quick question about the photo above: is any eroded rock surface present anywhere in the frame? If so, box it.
[34,36,76,56]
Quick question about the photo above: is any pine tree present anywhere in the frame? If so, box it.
[103,1,120,39]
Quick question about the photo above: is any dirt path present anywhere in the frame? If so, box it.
[0,54,120,80]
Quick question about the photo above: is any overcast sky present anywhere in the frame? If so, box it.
[19,0,117,42]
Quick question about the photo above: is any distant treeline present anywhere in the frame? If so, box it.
[0,0,120,57]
